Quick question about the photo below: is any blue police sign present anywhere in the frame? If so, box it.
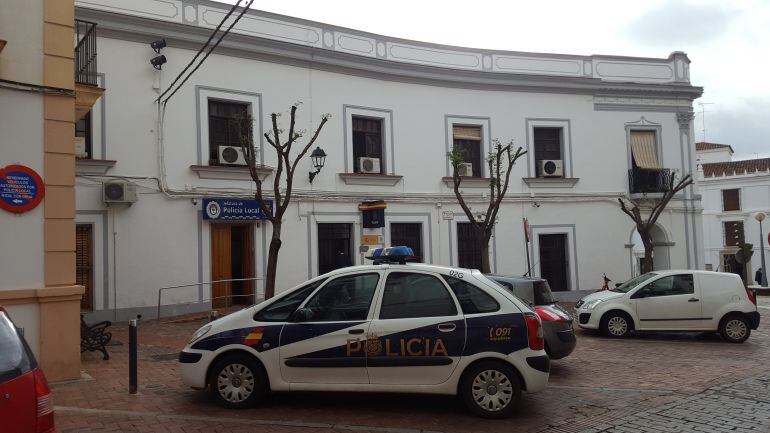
[202,198,272,221]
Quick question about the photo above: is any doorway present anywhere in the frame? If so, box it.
[390,223,423,262]
[539,233,569,291]
[318,223,353,275]
[457,222,482,270]
[211,223,255,308]
[722,253,747,283]
[76,224,94,310]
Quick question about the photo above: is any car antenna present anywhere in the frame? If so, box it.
[522,260,540,277]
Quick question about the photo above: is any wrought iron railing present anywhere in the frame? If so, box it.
[75,20,98,86]
[628,168,673,194]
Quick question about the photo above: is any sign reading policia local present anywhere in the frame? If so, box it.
[202,198,273,221]
[0,164,45,214]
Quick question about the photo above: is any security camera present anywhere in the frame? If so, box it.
[150,55,167,70]
[150,39,166,53]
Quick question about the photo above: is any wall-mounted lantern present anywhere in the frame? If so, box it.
[308,146,327,183]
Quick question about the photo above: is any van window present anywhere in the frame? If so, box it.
[635,274,694,298]
[443,275,499,314]
[0,311,34,383]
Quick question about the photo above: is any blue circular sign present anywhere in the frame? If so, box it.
[0,165,45,213]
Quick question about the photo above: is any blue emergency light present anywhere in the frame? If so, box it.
[366,246,418,264]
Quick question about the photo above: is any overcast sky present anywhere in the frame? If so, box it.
[221,0,769,159]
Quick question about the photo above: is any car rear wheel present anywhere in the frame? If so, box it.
[209,353,268,409]
[719,315,750,343]
[460,361,521,419]
[601,311,631,338]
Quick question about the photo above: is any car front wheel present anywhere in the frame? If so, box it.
[460,361,522,419]
[719,315,750,343]
[209,353,268,409]
[601,312,631,338]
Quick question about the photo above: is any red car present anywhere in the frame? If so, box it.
[0,306,56,433]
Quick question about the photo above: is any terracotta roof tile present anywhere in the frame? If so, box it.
[696,142,734,153]
[702,158,770,177]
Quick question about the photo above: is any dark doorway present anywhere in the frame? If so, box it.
[539,233,569,291]
[722,253,746,283]
[390,223,423,262]
[211,223,254,308]
[76,224,94,310]
[318,223,353,275]
[457,222,482,270]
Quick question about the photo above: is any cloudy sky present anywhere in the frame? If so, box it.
[222,0,769,159]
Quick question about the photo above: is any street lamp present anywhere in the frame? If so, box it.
[756,212,768,287]
[308,146,327,183]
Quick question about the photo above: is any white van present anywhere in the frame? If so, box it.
[574,270,760,343]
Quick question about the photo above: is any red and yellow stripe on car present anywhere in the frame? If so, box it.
[244,327,264,346]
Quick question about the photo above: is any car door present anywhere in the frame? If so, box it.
[367,270,466,385]
[279,271,381,384]
[632,273,701,330]
[0,310,37,433]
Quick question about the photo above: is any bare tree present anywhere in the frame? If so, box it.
[619,174,693,273]
[449,140,526,273]
[239,104,330,299]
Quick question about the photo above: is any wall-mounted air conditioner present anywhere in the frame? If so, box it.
[539,159,563,177]
[358,157,381,174]
[218,145,247,165]
[457,163,474,177]
[103,181,137,204]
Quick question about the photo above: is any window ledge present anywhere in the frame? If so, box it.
[441,176,492,188]
[629,192,665,200]
[339,173,403,186]
[190,164,273,181]
[76,159,116,175]
[523,177,580,188]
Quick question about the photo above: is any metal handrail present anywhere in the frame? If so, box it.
[156,277,263,321]
[75,20,98,86]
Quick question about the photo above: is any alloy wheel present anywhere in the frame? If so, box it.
[471,369,514,412]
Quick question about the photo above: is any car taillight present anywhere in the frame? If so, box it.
[524,312,544,351]
[535,307,568,322]
[33,368,55,433]
[746,288,757,306]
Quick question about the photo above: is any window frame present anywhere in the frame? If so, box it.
[630,274,695,299]
[207,99,250,166]
[532,126,563,178]
[351,116,385,174]
[624,118,663,172]
[344,105,394,174]
[444,115,490,178]
[252,277,328,322]
[196,86,262,167]
[376,271,460,320]
[452,124,483,178]
[75,111,93,160]
[723,220,744,247]
[296,272,382,322]
[721,188,741,212]
[526,118,573,178]
[442,274,500,314]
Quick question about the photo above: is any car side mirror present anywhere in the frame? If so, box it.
[290,307,313,322]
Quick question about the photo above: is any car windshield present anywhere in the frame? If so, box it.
[532,280,555,304]
[610,272,658,293]
[0,311,34,382]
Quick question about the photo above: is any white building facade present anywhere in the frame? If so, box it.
[697,143,770,284]
[74,0,704,321]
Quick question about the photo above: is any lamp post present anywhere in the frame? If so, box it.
[756,212,768,287]
[308,146,327,183]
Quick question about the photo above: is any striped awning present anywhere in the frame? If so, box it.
[630,131,659,169]
[453,126,481,141]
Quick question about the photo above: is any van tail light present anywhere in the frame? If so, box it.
[535,307,568,322]
[33,368,55,433]
[524,312,544,351]
[746,288,757,306]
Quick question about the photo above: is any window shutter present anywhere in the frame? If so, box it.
[629,130,659,169]
[724,221,743,247]
[722,189,740,211]
[453,126,481,140]
[76,225,93,310]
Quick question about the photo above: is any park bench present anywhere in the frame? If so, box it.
[80,315,112,360]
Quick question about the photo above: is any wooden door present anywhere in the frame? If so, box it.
[230,224,255,305]
[211,223,232,308]
[457,222,481,270]
[318,223,353,275]
[390,223,423,262]
[539,233,569,291]
[76,225,93,310]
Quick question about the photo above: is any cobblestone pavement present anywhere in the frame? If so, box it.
[52,298,770,433]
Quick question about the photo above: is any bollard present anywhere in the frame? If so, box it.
[209,310,220,322]
[129,318,138,394]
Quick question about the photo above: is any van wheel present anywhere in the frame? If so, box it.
[208,353,268,409]
[719,315,750,343]
[601,312,630,338]
[460,361,521,419]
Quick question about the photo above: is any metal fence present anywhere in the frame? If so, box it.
[75,20,98,86]
[156,277,263,322]
[628,168,673,194]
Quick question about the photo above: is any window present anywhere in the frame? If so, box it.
[75,112,92,159]
[534,127,563,177]
[629,130,660,170]
[390,223,423,262]
[208,100,248,165]
[722,189,740,211]
[457,222,482,270]
[724,221,744,247]
[443,275,499,314]
[633,274,694,298]
[76,225,93,310]
[0,311,34,382]
[380,272,457,319]
[303,273,380,321]
[253,278,327,322]
[452,125,482,177]
[352,117,383,173]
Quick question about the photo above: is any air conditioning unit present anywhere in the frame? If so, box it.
[75,137,88,158]
[103,181,137,204]
[218,145,247,165]
[359,157,381,174]
[457,163,474,177]
[539,159,563,177]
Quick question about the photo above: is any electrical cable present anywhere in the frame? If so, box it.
[155,0,243,103]
[0,78,75,95]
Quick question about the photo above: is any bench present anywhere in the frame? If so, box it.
[80,315,112,360]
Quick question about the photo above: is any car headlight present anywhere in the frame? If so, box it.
[583,299,604,310]
[189,324,212,343]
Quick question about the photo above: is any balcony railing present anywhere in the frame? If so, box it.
[628,168,673,194]
[75,20,97,86]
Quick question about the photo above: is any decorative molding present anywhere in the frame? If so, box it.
[76,159,116,175]
[338,173,403,186]
[676,111,695,129]
[522,177,580,188]
[190,165,272,181]
[441,177,492,188]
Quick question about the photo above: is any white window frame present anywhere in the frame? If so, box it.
[528,224,578,291]
[196,86,262,166]
[445,115,491,177]
[343,105,394,174]
[525,118,573,178]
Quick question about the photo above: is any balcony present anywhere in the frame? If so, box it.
[628,168,673,196]
[74,20,104,121]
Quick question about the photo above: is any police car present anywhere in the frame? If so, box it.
[179,247,549,418]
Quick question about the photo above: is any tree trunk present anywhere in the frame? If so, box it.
[478,230,492,273]
[264,221,282,299]
[640,232,654,273]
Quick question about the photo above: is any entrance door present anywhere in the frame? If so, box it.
[390,223,423,262]
[318,223,353,275]
[457,222,481,270]
[211,223,254,308]
[539,233,569,291]
[722,253,746,283]
[76,224,94,310]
